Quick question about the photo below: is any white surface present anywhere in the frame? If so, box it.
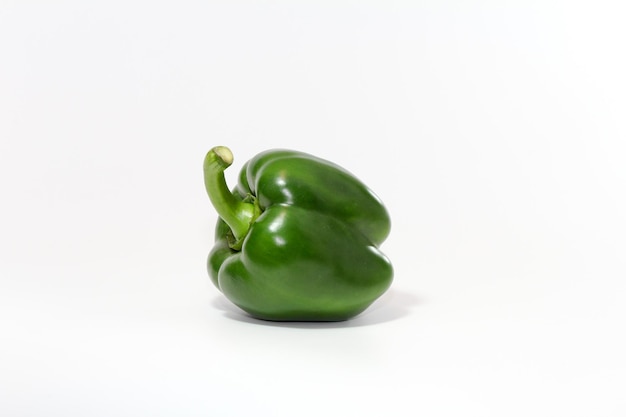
[1,1,625,416]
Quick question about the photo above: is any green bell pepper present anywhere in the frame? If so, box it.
[203,146,393,321]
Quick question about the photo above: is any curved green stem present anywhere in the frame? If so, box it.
[204,146,259,247]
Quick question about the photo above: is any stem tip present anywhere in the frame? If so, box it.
[212,146,233,167]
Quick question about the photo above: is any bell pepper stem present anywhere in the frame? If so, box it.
[204,146,257,244]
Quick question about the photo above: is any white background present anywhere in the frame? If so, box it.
[1,1,625,416]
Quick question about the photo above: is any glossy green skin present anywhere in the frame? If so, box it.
[208,149,393,321]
